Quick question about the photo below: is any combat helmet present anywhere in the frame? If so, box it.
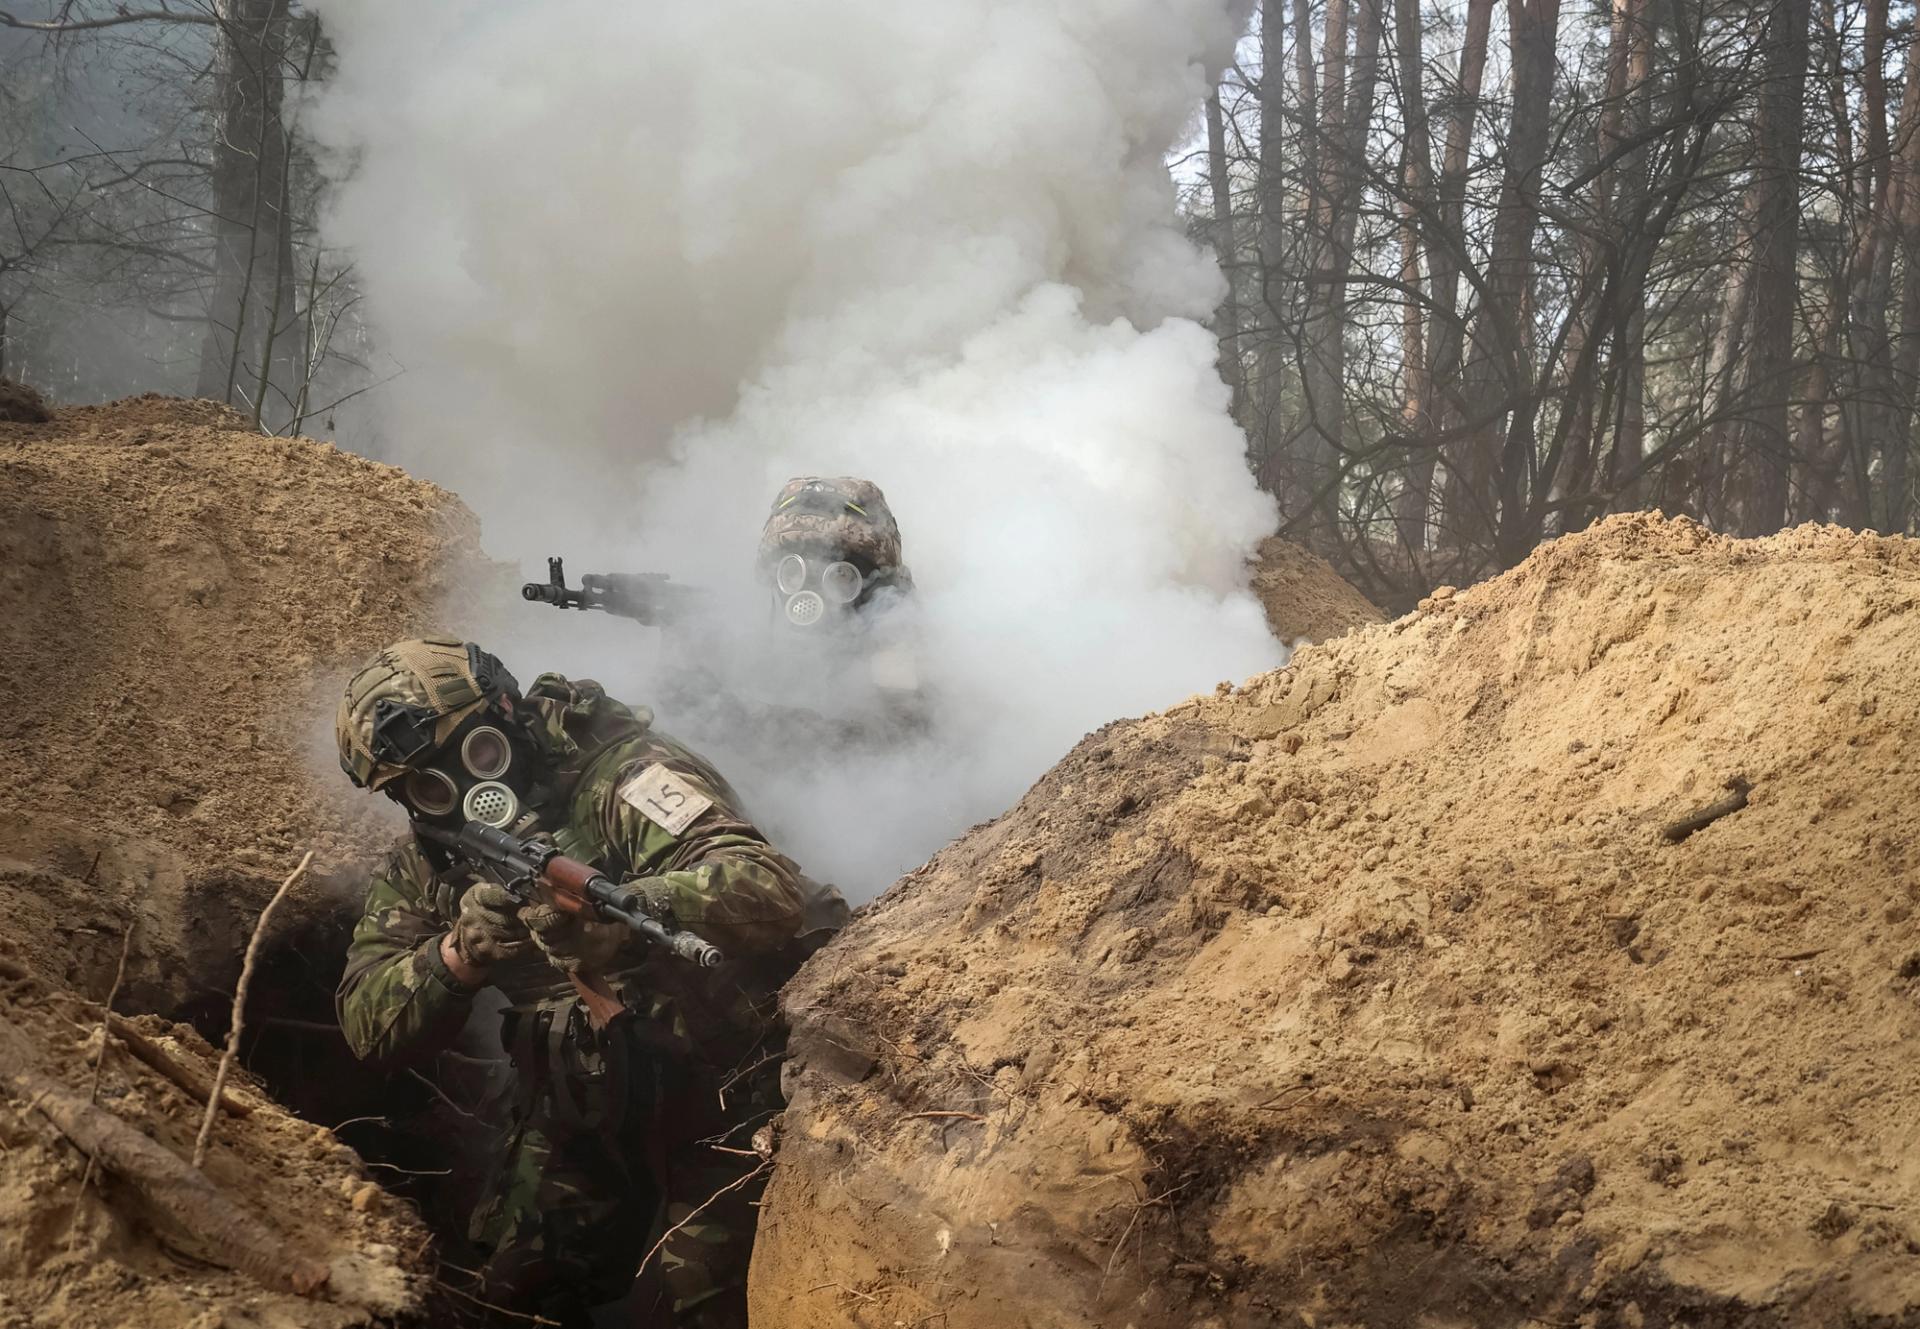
[757,477,913,626]
[335,637,520,790]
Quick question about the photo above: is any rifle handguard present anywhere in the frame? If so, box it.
[416,820,725,969]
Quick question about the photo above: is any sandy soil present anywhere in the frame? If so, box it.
[0,396,508,1326]
[0,395,500,1013]
[1251,534,1386,646]
[755,512,1920,1329]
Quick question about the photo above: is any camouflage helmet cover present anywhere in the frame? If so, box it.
[757,477,907,578]
[335,637,520,790]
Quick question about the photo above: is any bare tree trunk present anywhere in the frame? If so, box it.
[1730,0,1810,535]
[1297,0,1384,537]
[1556,0,1648,518]
[1452,0,1563,564]
[1206,88,1249,424]
[1392,0,1435,551]
[1293,0,1351,527]
[1424,0,1496,550]
[1252,0,1288,485]
[1884,19,1920,532]
[196,0,295,421]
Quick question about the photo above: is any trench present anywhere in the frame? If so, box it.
[172,906,496,1255]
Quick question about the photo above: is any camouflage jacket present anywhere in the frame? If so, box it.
[336,674,845,1070]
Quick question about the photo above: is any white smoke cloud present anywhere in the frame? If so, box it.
[308,0,1282,897]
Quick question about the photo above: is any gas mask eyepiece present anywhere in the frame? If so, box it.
[460,726,513,779]
[392,717,533,829]
[401,768,459,818]
[776,554,808,596]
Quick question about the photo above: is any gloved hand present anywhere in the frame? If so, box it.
[521,898,627,975]
[449,882,533,970]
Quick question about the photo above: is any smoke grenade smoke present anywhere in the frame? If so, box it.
[308,0,1283,896]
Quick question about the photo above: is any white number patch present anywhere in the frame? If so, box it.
[618,763,713,835]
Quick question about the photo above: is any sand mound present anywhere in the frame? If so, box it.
[0,395,496,1013]
[756,513,1920,1328]
[0,395,506,1325]
[0,378,53,424]
[1252,534,1384,645]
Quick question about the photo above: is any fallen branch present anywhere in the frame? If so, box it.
[1661,776,1752,843]
[902,1110,986,1122]
[194,851,311,1168]
[0,1026,328,1296]
[105,1015,253,1118]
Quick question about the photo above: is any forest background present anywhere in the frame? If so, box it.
[2,0,1910,609]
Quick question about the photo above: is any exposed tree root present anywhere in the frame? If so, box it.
[0,1020,331,1297]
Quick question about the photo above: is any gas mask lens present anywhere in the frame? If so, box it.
[820,561,863,604]
[775,554,808,596]
[460,726,513,779]
[402,768,459,817]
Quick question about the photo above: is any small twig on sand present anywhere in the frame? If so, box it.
[87,923,136,1107]
[806,1281,880,1303]
[70,921,137,1236]
[636,1163,770,1276]
[194,851,312,1169]
[903,1110,986,1123]
[1661,776,1752,843]
[1100,1179,1194,1287]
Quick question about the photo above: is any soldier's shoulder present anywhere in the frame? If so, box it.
[576,727,743,821]
[379,833,439,889]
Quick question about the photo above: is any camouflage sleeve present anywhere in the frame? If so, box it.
[335,838,474,1066]
[585,756,807,957]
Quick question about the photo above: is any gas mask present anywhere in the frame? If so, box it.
[772,553,865,628]
[374,703,541,831]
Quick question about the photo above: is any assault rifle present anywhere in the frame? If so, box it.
[522,556,705,627]
[417,820,722,970]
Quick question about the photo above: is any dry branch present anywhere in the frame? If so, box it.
[194,850,311,1168]
[1661,776,1753,843]
[86,923,136,1107]
[106,1015,253,1118]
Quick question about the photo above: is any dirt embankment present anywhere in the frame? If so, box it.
[0,394,495,1013]
[756,513,1920,1328]
[0,395,503,1327]
[1251,534,1385,646]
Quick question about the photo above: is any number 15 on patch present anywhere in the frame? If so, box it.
[619,763,713,835]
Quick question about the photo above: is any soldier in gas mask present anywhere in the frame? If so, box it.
[332,637,846,1328]
[757,475,913,632]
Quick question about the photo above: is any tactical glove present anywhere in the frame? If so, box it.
[521,900,627,975]
[449,881,533,969]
